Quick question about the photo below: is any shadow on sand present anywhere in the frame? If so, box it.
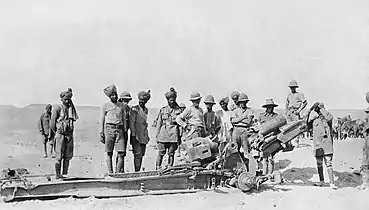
[281,167,361,188]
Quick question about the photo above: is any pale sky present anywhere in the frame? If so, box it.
[0,0,368,109]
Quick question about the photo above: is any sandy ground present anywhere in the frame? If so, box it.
[0,129,368,210]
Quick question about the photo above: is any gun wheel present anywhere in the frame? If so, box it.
[236,171,254,192]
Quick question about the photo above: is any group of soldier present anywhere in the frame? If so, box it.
[37,81,369,190]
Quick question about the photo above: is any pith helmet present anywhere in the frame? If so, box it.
[179,103,186,108]
[190,92,202,101]
[204,95,216,104]
[288,80,299,88]
[262,98,278,108]
[120,91,132,100]
[237,93,249,102]
[366,92,369,103]
[365,107,369,113]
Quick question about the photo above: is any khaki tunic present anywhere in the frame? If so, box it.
[308,108,333,156]
[156,104,182,143]
[129,105,150,144]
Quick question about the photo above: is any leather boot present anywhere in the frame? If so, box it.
[327,168,338,189]
[358,169,369,190]
[62,159,70,175]
[168,155,174,167]
[314,166,325,186]
[134,156,142,172]
[156,155,163,170]
[55,161,63,179]
[116,156,125,173]
[106,155,114,174]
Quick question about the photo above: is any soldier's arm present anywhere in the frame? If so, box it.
[122,107,127,132]
[129,107,137,136]
[99,104,106,134]
[176,108,190,128]
[231,110,247,124]
[155,109,163,138]
[285,96,289,112]
[50,107,59,133]
[320,108,333,122]
[38,114,44,135]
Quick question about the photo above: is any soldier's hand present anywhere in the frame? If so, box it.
[100,132,105,144]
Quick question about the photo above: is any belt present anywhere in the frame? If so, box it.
[106,123,124,128]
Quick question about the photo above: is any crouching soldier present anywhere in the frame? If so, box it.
[100,85,126,174]
[155,88,182,169]
[130,90,151,172]
[307,102,337,189]
[50,90,78,179]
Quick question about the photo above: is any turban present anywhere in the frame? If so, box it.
[60,91,73,100]
[138,90,151,101]
[219,96,229,104]
[103,85,117,97]
[165,87,177,100]
[45,104,52,109]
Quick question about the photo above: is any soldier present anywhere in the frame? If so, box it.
[307,102,337,189]
[359,102,369,190]
[203,95,221,139]
[130,90,151,172]
[228,91,240,111]
[285,80,307,147]
[176,92,206,140]
[230,93,255,170]
[50,90,78,179]
[216,96,233,152]
[155,88,182,169]
[258,99,279,175]
[38,104,54,158]
[116,91,132,172]
[100,85,126,174]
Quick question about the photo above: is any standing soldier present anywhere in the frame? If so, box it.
[228,91,240,111]
[216,96,233,144]
[203,95,221,139]
[50,90,78,179]
[38,104,54,158]
[130,90,151,172]
[258,98,279,176]
[285,80,307,147]
[230,93,255,171]
[359,93,369,190]
[116,91,132,172]
[307,102,337,189]
[100,85,126,174]
[155,88,182,169]
[176,92,206,140]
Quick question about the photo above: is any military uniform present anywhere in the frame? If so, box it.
[176,105,206,140]
[308,103,336,188]
[100,101,126,154]
[285,92,306,122]
[130,104,150,171]
[231,107,254,155]
[38,112,52,145]
[155,104,182,168]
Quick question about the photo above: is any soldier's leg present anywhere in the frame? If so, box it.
[54,133,64,179]
[49,137,55,157]
[168,143,178,167]
[115,128,126,173]
[315,156,324,185]
[42,136,48,158]
[324,155,337,189]
[105,126,116,174]
[359,135,369,190]
[240,131,250,172]
[156,142,166,170]
[131,137,144,172]
[62,135,74,176]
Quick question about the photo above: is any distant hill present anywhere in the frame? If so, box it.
[0,105,365,131]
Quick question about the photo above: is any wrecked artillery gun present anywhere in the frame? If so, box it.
[0,116,307,202]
